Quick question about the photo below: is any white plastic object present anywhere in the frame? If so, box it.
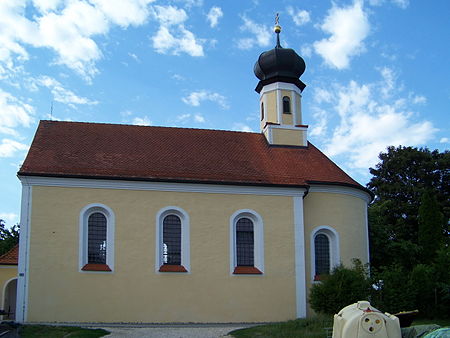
[332,300,401,338]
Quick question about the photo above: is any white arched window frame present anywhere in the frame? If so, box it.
[155,206,190,273]
[311,226,339,281]
[79,203,115,272]
[230,209,264,275]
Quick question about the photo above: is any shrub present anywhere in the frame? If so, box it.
[309,259,370,315]
[370,264,416,314]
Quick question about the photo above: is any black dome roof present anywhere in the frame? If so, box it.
[254,40,306,93]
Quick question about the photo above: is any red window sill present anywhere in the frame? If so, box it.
[314,274,328,281]
[233,266,263,275]
[82,263,111,272]
[159,265,188,272]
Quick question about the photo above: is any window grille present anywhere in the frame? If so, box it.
[88,212,107,264]
[236,217,254,266]
[315,234,330,276]
[163,215,182,265]
[283,96,291,113]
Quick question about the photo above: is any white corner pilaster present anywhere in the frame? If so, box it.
[293,194,307,318]
[16,182,32,323]
[276,89,282,124]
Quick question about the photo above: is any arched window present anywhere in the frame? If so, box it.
[162,215,181,265]
[261,102,264,121]
[311,226,340,281]
[156,207,190,273]
[88,212,107,264]
[236,218,254,267]
[283,96,291,114]
[314,234,330,277]
[230,210,264,275]
[79,204,115,272]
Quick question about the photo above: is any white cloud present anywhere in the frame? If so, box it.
[311,68,437,171]
[0,212,19,224]
[233,123,253,132]
[440,137,449,143]
[36,76,98,106]
[313,0,370,69]
[175,113,191,123]
[175,0,203,8]
[182,90,228,109]
[369,0,409,9]
[0,138,28,157]
[300,44,312,58]
[132,116,152,126]
[151,5,204,57]
[309,109,328,137]
[152,26,204,57]
[152,5,187,26]
[90,0,153,27]
[0,89,34,136]
[412,95,426,104]
[206,7,223,28]
[0,1,155,81]
[194,114,205,123]
[392,0,409,8]
[171,73,185,81]
[128,52,140,62]
[287,7,310,26]
[237,16,271,50]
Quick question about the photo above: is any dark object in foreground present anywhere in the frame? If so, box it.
[394,310,419,328]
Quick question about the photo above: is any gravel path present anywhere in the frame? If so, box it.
[93,325,249,338]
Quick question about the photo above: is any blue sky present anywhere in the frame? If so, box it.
[0,0,449,226]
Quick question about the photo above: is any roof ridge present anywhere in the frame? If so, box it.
[40,120,261,136]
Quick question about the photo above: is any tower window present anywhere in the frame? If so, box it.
[283,96,291,114]
[261,102,264,121]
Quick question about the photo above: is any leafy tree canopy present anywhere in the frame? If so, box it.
[367,146,449,268]
[0,219,20,256]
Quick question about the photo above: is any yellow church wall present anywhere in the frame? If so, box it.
[263,91,278,123]
[303,191,368,315]
[282,113,293,125]
[26,185,298,323]
[0,266,17,315]
[271,128,304,146]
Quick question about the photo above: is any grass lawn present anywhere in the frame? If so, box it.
[17,325,109,338]
[229,315,333,338]
[229,316,450,338]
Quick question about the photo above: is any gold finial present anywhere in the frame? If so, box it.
[274,13,281,33]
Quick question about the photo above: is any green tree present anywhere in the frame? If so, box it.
[368,146,449,269]
[0,219,20,256]
[418,190,444,264]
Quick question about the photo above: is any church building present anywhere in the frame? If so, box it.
[15,23,371,323]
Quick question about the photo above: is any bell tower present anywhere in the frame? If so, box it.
[254,17,308,146]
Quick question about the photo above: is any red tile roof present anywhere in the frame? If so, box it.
[0,244,19,265]
[18,120,366,192]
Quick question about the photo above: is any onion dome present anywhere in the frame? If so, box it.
[254,20,306,93]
